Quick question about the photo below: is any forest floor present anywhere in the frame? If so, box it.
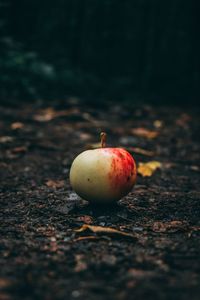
[0,99,200,300]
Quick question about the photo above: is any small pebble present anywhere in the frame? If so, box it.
[71,290,80,298]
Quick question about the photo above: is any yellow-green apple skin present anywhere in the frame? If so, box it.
[69,148,137,203]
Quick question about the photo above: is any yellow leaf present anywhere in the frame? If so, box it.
[75,224,137,239]
[138,161,162,177]
[153,120,163,129]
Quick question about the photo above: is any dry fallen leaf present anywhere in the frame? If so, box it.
[190,165,200,172]
[45,179,65,189]
[127,147,155,157]
[33,107,80,122]
[79,132,92,141]
[11,146,27,154]
[75,224,137,239]
[138,161,162,177]
[11,122,24,130]
[131,128,159,139]
[33,108,57,121]
[190,226,200,232]
[0,136,14,143]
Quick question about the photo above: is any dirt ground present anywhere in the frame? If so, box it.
[0,99,200,300]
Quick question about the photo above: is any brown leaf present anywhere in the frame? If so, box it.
[75,224,137,239]
[190,226,200,232]
[11,122,24,130]
[190,165,200,172]
[0,136,14,143]
[45,179,65,189]
[33,108,56,121]
[79,132,92,141]
[33,107,80,122]
[127,147,155,157]
[11,146,27,153]
[131,128,159,139]
[5,146,27,159]
[138,161,162,177]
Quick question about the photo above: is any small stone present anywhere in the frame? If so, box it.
[71,290,80,298]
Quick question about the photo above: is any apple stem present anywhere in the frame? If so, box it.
[100,132,107,148]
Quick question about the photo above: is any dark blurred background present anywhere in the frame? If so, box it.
[0,0,199,104]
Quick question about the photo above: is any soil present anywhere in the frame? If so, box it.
[0,99,200,300]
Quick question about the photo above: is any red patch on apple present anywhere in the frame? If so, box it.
[103,148,136,194]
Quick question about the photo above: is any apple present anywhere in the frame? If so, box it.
[69,133,137,203]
